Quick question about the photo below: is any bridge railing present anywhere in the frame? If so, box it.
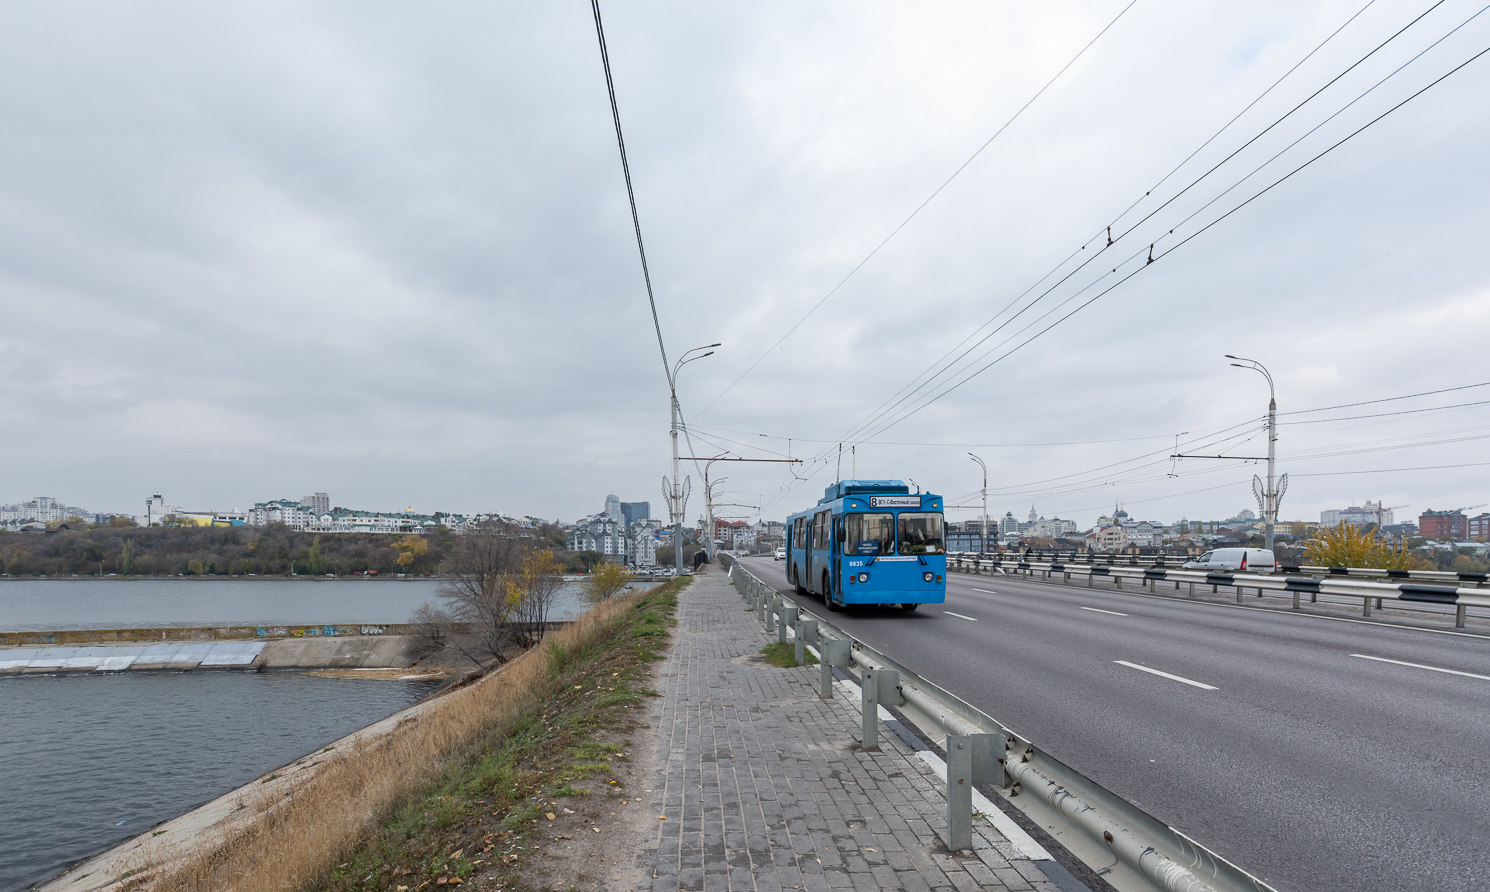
[726,559,1277,892]
[947,555,1490,628]
[948,550,1487,587]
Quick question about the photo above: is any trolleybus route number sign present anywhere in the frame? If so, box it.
[869,496,921,507]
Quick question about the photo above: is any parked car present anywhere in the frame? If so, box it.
[1182,548,1276,573]
[773,547,786,561]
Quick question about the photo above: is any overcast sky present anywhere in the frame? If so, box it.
[2,0,1487,528]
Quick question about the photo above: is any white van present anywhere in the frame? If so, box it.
[1182,548,1276,573]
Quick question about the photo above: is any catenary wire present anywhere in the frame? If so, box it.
[590,0,670,383]
[845,36,1490,447]
[693,0,1140,418]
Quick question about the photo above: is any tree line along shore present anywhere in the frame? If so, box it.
[0,521,698,579]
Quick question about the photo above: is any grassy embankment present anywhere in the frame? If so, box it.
[147,576,684,892]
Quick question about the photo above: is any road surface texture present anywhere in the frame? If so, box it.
[636,566,1070,892]
[740,555,1490,892]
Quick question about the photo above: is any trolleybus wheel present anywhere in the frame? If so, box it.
[823,573,839,611]
[900,603,919,612]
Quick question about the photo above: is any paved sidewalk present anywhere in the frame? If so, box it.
[636,567,1064,892]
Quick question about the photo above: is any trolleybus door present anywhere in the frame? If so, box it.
[804,517,814,593]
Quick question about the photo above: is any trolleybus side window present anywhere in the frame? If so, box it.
[843,513,894,556]
[897,513,945,555]
[793,517,806,549]
[813,511,830,549]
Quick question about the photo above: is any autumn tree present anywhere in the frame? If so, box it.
[393,534,429,572]
[507,549,565,648]
[1305,524,1410,570]
[436,529,529,665]
[582,561,635,605]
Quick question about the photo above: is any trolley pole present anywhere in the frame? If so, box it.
[1227,355,1285,551]
[668,344,718,573]
[969,454,988,553]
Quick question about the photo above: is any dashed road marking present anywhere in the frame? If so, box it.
[1114,660,1217,690]
[1351,653,1490,682]
[943,611,978,622]
[1078,606,1128,617]
[971,588,998,594]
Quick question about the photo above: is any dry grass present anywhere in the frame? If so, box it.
[144,587,666,892]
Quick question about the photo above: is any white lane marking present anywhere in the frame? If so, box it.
[1078,606,1128,617]
[971,588,998,594]
[943,611,978,622]
[1113,660,1218,690]
[1351,653,1490,682]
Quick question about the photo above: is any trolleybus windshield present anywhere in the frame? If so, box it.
[897,513,945,555]
[843,513,894,556]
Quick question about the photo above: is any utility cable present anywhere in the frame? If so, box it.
[846,35,1490,446]
[590,0,671,384]
[829,0,1399,446]
[694,0,1139,417]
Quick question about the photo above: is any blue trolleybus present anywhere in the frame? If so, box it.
[784,480,946,612]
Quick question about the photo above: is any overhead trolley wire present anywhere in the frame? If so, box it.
[590,0,671,382]
[841,27,1490,448]
[844,0,1387,448]
[835,0,1465,448]
[693,0,1140,418]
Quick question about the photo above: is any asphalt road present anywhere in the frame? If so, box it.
[739,555,1490,892]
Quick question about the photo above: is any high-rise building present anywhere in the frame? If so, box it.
[300,492,330,515]
[604,494,622,524]
[621,501,650,526]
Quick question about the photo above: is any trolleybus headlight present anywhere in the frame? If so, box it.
[858,573,869,583]
[923,571,934,582]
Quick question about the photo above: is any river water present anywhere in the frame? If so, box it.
[0,577,597,631]
[1,671,439,892]
[0,577,635,891]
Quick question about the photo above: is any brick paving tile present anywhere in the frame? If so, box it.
[634,568,1053,891]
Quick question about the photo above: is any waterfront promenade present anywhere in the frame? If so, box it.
[633,566,1066,892]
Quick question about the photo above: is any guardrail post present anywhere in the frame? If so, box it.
[765,595,778,631]
[820,639,849,699]
[779,605,798,644]
[860,668,899,751]
[1456,604,1467,629]
[1293,590,1301,609]
[796,618,817,665]
[1363,597,1372,617]
[943,733,1002,852]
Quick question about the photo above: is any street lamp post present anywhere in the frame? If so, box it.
[1225,355,1286,550]
[968,454,988,554]
[667,343,718,573]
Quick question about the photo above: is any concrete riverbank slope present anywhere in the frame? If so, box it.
[0,635,417,672]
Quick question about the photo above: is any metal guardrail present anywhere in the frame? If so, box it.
[725,559,1275,892]
[951,550,1488,587]
[947,555,1490,629]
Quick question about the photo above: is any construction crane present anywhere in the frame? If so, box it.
[1375,503,1409,529]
